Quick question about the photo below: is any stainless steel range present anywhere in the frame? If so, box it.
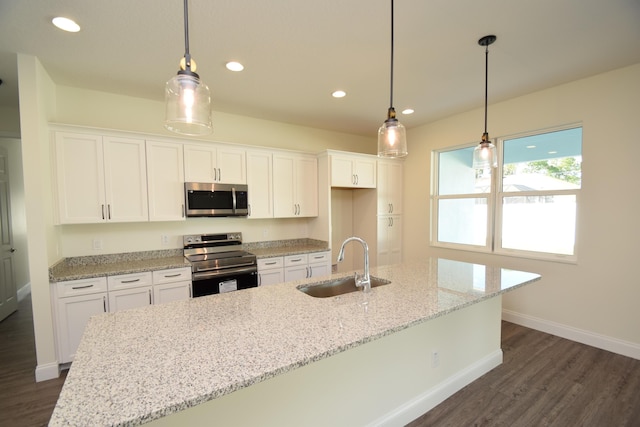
[183,232,258,297]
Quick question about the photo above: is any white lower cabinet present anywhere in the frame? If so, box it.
[52,267,192,364]
[53,277,108,364]
[257,257,284,286]
[152,267,192,303]
[307,251,332,278]
[284,251,331,282]
[284,254,309,282]
[107,272,153,312]
[258,251,331,286]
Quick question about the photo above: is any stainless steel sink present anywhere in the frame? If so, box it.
[297,276,391,298]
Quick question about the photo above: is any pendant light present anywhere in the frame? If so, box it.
[377,0,408,158]
[472,35,497,169]
[164,0,212,136]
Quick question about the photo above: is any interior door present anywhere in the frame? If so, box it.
[0,146,17,322]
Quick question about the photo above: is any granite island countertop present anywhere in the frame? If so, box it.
[49,257,540,426]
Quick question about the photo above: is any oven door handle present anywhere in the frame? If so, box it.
[192,266,257,281]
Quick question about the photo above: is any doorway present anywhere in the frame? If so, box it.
[0,145,17,321]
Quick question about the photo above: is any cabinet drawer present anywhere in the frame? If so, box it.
[152,267,191,284]
[258,257,284,270]
[56,277,108,298]
[308,251,331,264]
[107,272,152,291]
[284,254,308,267]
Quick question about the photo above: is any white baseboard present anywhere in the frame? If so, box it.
[17,282,31,302]
[35,361,60,382]
[502,309,640,361]
[369,349,503,427]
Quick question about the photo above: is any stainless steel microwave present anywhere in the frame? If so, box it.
[184,182,249,217]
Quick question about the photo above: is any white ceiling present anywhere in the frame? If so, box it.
[0,0,639,137]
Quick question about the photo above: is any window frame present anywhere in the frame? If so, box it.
[431,123,581,263]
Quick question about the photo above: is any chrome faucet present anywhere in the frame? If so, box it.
[337,236,371,292]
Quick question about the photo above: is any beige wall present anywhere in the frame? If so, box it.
[404,63,640,353]
[0,106,20,138]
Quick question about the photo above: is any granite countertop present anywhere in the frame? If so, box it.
[49,257,540,426]
[48,239,330,282]
[49,250,190,282]
[243,239,329,259]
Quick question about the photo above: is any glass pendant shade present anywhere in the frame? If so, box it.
[378,117,408,158]
[472,138,497,169]
[165,71,212,136]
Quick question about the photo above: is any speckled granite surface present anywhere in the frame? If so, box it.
[49,250,189,282]
[49,241,329,282]
[243,238,329,258]
[49,257,540,427]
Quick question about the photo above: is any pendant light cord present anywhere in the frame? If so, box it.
[389,0,395,111]
[483,43,488,137]
[183,0,191,68]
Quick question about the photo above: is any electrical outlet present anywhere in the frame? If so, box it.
[92,239,103,251]
[262,229,269,238]
[161,235,170,245]
[431,350,440,368]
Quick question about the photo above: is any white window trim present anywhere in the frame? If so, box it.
[431,124,581,264]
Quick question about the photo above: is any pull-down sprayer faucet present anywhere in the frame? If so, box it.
[337,237,371,292]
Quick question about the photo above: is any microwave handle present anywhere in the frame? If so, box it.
[232,187,237,213]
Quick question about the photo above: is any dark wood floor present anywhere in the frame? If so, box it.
[407,321,640,427]
[0,294,67,427]
[2,295,639,427]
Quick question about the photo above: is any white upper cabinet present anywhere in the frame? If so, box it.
[246,149,273,219]
[54,131,148,224]
[146,140,185,221]
[273,152,318,218]
[377,159,403,215]
[184,143,246,184]
[330,152,377,188]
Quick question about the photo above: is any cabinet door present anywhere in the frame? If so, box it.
[258,269,284,286]
[295,156,318,217]
[184,144,217,183]
[56,292,107,363]
[153,281,191,304]
[284,254,309,282]
[103,136,148,222]
[246,149,273,218]
[331,156,356,187]
[146,141,185,221]
[217,146,247,184]
[284,265,309,282]
[308,251,332,278]
[54,132,106,224]
[377,160,403,215]
[354,158,377,188]
[108,286,153,312]
[273,154,296,217]
[377,215,402,266]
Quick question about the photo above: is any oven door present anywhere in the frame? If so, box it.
[191,266,258,298]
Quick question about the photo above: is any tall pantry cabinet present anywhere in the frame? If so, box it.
[376,159,403,266]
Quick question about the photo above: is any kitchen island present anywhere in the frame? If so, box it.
[49,258,540,426]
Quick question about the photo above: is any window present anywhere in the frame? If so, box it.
[432,125,582,261]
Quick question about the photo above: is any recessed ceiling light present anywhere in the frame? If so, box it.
[52,17,80,33]
[225,61,244,72]
[526,145,536,149]
[548,151,558,154]
[401,109,414,115]
[332,90,346,98]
